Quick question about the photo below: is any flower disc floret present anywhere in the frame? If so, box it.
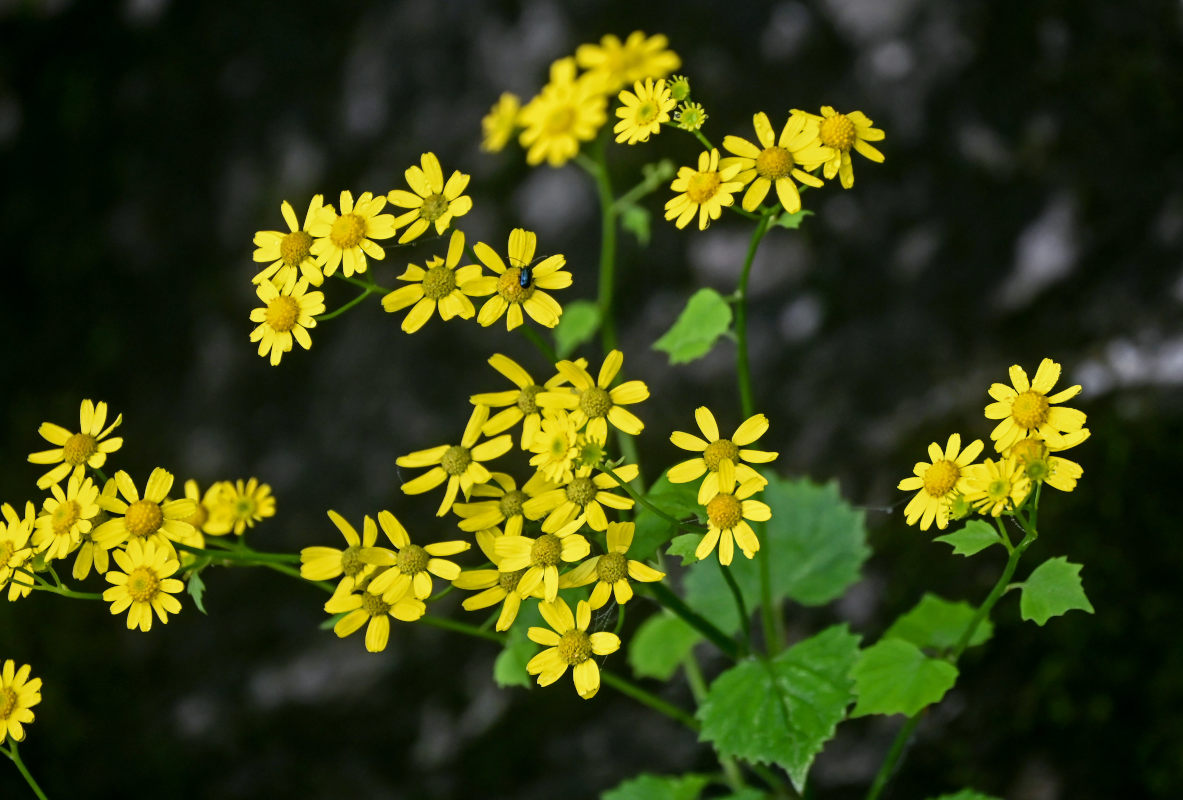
[531,533,563,567]
[442,445,473,476]
[124,499,164,539]
[596,552,628,583]
[396,544,429,576]
[63,433,97,465]
[922,460,960,497]
[707,492,743,530]
[703,439,740,471]
[897,434,983,531]
[0,660,42,743]
[558,630,593,664]
[819,113,856,150]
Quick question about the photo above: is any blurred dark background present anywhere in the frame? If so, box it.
[2,1,1181,798]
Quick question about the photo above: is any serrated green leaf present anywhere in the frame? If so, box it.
[1019,557,1095,626]
[928,790,1004,800]
[630,473,702,561]
[601,773,710,800]
[666,534,701,566]
[773,209,813,229]
[620,204,652,246]
[186,571,208,615]
[653,288,733,365]
[683,476,869,633]
[884,593,993,652]
[933,520,1003,556]
[850,638,958,717]
[697,625,861,793]
[628,613,702,680]
[553,299,600,359]
[493,601,544,688]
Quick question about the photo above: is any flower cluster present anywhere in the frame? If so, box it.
[899,358,1089,531]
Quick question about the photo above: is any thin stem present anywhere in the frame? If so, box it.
[335,273,393,293]
[518,323,557,363]
[645,582,740,660]
[419,614,505,644]
[735,212,774,420]
[173,542,301,565]
[1,740,49,800]
[720,560,751,650]
[611,160,675,211]
[13,567,102,601]
[865,714,923,800]
[757,523,784,655]
[599,465,707,533]
[690,129,714,150]
[601,670,698,731]
[574,149,618,354]
[316,285,377,322]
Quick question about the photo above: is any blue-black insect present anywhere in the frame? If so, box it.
[518,264,533,288]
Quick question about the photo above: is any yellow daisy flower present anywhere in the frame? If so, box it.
[453,471,551,538]
[664,148,744,230]
[614,78,675,144]
[791,106,885,189]
[721,112,831,213]
[92,468,196,553]
[575,31,681,92]
[559,521,665,609]
[526,597,620,699]
[396,405,514,516]
[72,478,117,580]
[1006,431,1088,493]
[365,509,469,601]
[381,229,483,333]
[323,573,425,653]
[481,92,520,153]
[27,399,123,491]
[213,477,276,535]
[454,529,546,632]
[963,458,1031,517]
[984,357,1087,452]
[388,152,473,244]
[897,434,984,531]
[668,407,780,504]
[251,195,325,291]
[0,502,36,602]
[518,57,607,167]
[697,461,770,565]
[248,277,326,366]
[526,411,581,486]
[465,228,572,330]
[536,349,649,441]
[103,538,185,632]
[0,660,42,743]
[300,511,396,593]
[309,190,396,277]
[470,354,580,449]
[524,464,640,533]
[494,520,591,602]
[177,479,233,537]
[32,473,100,561]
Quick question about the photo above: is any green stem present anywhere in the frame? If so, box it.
[418,614,505,644]
[601,670,698,731]
[611,160,675,211]
[690,129,714,150]
[574,150,618,354]
[720,560,751,651]
[13,568,102,601]
[758,524,784,655]
[518,323,557,363]
[1,740,49,800]
[336,273,393,293]
[646,582,740,660]
[865,714,923,800]
[599,466,707,533]
[173,542,301,565]
[316,285,378,322]
[735,212,773,420]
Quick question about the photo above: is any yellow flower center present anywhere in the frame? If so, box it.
[265,295,301,333]
[819,113,856,151]
[565,477,597,508]
[676,103,706,131]
[497,269,533,303]
[420,193,450,223]
[361,590,391,617]
[544,430,570,460]
[63,433,97,465]
[579,387,612,420]
[530,533,562,567]
[421,262,457,301]
[596,552,628,583]
[574,435,605,470]
[922,460,960,497]
[499,567,528,593]
[0,688,17,720]
[340,545,365,578]
[702,439,740,472]
[52,500,82,534]
[499,490,527,519]
[686,170,722,204]
[397,543,429,576]
[706,492,742,530]
[545,106,575,135]
[126,566,160,602]
[755,146,794,180]
[124,499,164,538]
[330,213,367,249]
[441,445,472,477]
[1011,391,1050,429]
[634,100,660,125]
[669,77,690,102]
[557,629,592,665]
[516,385,541,415]
[0,541,15,564]
[986,478,1011,502]
[280,230,313,266]
[234,496,257,520]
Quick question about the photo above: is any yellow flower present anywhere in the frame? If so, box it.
[0,502,36,602]
[791,106,885,189]
[470,354,581,449]
[481,92,520,153]
[300,511,397,592]
[465,228,571,330]
[984,358,1087,452]
[27,399,123,491]
[526,411,581,486]
[214,478,276,535]
[252,196,325,291]
[388,152,473,244]
[309,190,397,277]
[453,471,551,538]
[696,461,770,565]
[248,277,326,366]
[381,230,483,333]
[92,468,197,553]
[963,458,1031,517]
[323,573,425,653]
[668,407,779,504]
[897,434,984,531]
[614,78,675,144]
[366,510,469,600]
[536,349,649,441]
[72,478,118,580]
[559,521,665,609]
[494,520,591,602]
[576,31,681,92]
[454,529,546,631]
[33,472,100,561]
[1006,431,1088,493]
[526,597,620,699]
[177,479,233,537]
[0,659,42,743]
[721,112,831,213]
[665,148,744,230]
[518,57,607,167]
[396,405,514,516]
[103,538,185,632]
[524,464,640,533]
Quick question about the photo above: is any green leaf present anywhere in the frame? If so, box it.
[927,791,1004,800]
[628,613,702,680]
[683,476,869,633]
[697,625,861,793]
[717,791,764,800]
[493,601,544,688]
[933,520,1003,556]
[665,534,701,566]
[186,571,208,615]
[630,472,702,561]
[601,773,710,800]
[1019,557,1095,626]
[620,204,652,246]
[773,208,813,229]
[653,288,733,365]
[884,593,993,652]
[553,299,600,359]
[850,639,958,717]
